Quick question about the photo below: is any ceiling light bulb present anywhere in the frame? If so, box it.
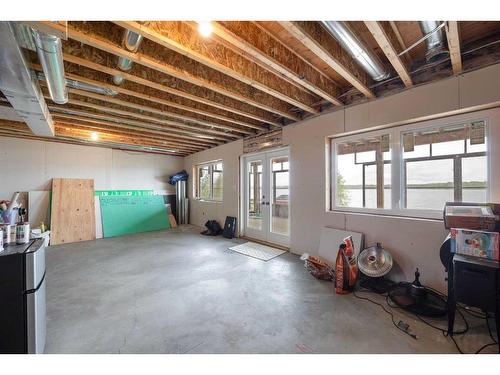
[90,132,99,141]
[198,21,213,37]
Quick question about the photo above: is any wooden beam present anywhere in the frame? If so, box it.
[58,96,233,142]
[0,120,187,156]
[66,88,251,136]
[53,117,203,152]
[54,122,198,153]
[65,23,301,121]
[210,21,343,106]
[279,21,375,98]
[47,106,219,147]
[364,21,413,88]
[55,126,191,155]
[115,21,319,114]
[61,54,273,130]
[445,21,463,75]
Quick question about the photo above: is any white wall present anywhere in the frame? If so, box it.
[0,137,184,199]
[184,63,500,292]
[184,140,242,228]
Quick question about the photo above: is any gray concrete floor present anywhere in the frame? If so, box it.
[45,225,496,354]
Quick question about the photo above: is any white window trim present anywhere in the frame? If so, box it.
[330,118,491,220]
[194,160,224,202]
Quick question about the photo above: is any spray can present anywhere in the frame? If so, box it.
[2,224,12,244]
[16,222,30,244]
[0,229,3,252]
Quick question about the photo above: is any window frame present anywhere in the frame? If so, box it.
[195,160,224,202]
[330,118,491,220]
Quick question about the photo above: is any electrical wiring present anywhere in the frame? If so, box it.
[352,285,498,354]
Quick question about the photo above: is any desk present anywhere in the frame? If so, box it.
[447,253,500,353]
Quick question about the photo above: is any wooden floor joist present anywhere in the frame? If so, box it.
[114,21,320,114]
[64,23,302,121]
[62,53,281,129]
[364,21,413,88]
[211,21,343,106]
[47,92,241,141]
[279,21,375,98]
[47,106,220,147]
[66,88,252,136]
[52,114,205,151]
[49,99,229,143]
[445,21,463,75]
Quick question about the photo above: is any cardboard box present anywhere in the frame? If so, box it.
[444,205,496,231]
[450,228,500,261]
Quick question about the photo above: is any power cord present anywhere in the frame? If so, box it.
[352,285,498,354]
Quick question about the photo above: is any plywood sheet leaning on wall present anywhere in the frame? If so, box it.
[50,178,96,245]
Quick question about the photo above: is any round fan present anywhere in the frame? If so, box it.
[358,243,393,277]
[388,268,446,317]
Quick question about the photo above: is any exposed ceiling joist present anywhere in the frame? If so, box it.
[52,114,204,151]
[445,21,463,75]
[61,54,278,129]
[47,106,219,147]
[114,21,319,114]
[66,88,250,136]
[64,23,301,121]
[364,21,413,88]
[210,21,343,106]
[46,96,230,143]
[279,21,375,98]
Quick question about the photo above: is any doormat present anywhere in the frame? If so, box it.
[229,242,286,261]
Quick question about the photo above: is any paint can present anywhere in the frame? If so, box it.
[2,224,13,244]
[16,223,30,244]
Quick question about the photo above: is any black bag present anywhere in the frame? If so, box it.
[201,220,223,236]
[222,216,237,239]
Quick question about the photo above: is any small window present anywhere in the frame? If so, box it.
[331,119,489,218]
[195,161,223,201]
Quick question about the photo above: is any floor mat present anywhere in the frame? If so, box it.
[229,242,286,261]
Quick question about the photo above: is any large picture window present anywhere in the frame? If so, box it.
[195,161,223,201]
[331,119,489,218]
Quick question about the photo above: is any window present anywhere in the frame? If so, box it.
[331,119,489,218]
[195,161,223,201]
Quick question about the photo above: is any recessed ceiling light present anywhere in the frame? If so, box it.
[198,21,213,38]
[90,132,99,141]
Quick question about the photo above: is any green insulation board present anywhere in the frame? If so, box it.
[99,194,170,238]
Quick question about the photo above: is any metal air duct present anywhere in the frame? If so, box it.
[113,30,143,85]
[321,21,390,81]
[32,30,68,104]
[36,72,118,97]
[0,22,54,136]
[419,21,449,63]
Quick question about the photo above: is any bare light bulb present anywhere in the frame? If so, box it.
[198,21,213,38]
[90,132,99,141]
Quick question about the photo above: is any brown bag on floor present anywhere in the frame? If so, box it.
[335,240,359,294]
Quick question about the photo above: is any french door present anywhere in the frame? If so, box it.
[241,148,290,246]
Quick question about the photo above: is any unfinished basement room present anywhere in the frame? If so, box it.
[1,1,500,372]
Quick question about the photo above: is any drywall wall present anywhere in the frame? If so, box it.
[284,107,500,292]
[0,137,184,200]
[184,140,243,229]
[184,63,500,292]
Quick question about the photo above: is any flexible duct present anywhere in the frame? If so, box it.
[32,30,68,104]
[321,21,390,81]
[113,30,143,85]
[419,21,449,63]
